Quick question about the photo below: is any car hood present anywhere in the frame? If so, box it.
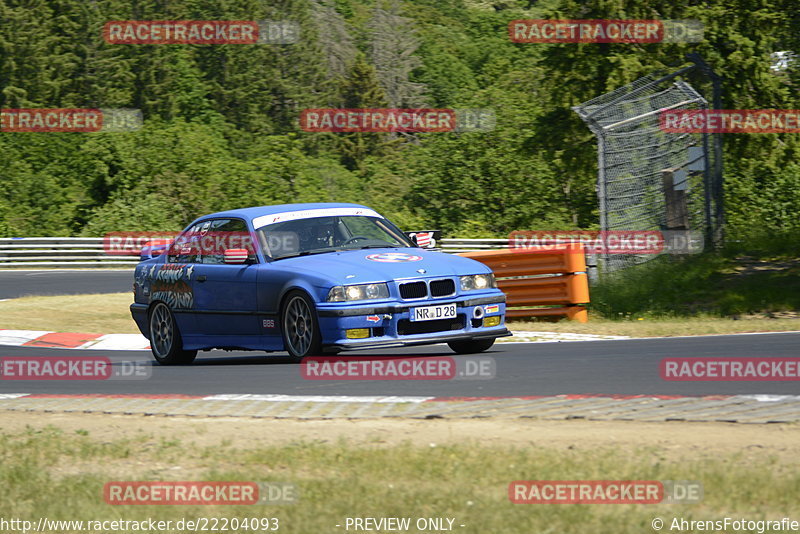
[274,248,489,283]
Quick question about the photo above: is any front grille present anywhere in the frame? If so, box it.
[399,281,427,299]
[397,315,465,335]
[429,278,455,297]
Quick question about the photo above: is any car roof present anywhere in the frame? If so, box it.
[199,203,375,221]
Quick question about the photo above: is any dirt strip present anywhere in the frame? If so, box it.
[3,394,800,423]
[1,411,798,463]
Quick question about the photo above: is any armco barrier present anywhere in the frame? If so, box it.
[0,237,518,267]
[0,237,591,320]
[0,238,595,276]
[0,237,138,267]
[458,245,590,322]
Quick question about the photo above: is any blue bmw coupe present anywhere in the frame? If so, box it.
[131,203,510,364]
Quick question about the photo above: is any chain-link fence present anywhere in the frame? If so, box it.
[573,66,722,274]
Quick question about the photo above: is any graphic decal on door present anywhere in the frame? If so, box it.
[149,264,195,309]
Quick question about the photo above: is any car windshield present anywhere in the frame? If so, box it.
[256,215,414,260]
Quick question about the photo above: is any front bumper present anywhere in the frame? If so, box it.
[316,292,510,351]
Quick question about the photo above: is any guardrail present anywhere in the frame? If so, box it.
[0,237,516,267]
[0,237,596,275]
[0,237,139,267]
[459,245,590,322]
[1,236,591,321]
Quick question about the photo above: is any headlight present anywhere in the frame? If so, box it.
[327,283,389,302]
[460,274,496,291]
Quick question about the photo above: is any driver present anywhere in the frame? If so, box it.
[296,218,339,250]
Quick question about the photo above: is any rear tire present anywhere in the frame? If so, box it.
[281,290,323,358]
[148,302,197,365]
[447,338,495,354]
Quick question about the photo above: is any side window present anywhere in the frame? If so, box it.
[167,222,205,264]
[259,221,301,259]
[201,218,256,265]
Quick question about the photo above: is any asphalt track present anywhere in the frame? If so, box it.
[1,334,799,397]
[0,270,798,397]
[0,269,133,299]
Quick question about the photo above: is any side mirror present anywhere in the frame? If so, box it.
[224,248,250,264]
[405,230,440,249]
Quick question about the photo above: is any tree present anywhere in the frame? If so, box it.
[367,0,427,107]
[309,0,359,82]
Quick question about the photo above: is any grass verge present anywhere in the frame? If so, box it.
[0,292,137,333]
[0,421,797,534]
[589,249,800,318]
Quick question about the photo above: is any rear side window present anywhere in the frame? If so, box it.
[200,218,254,264]
[168,218,256,264]
[168,222,204,264]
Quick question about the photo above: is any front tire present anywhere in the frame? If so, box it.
[148,302,197,365]
[281,291,323,359]
[447,338,495,354]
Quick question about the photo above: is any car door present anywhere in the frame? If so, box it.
[155,222,205,337]
[189,218,260,338]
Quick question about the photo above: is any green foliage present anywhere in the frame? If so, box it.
[75,123,363,234]
[0,0,797,240]
[726,162,800,234]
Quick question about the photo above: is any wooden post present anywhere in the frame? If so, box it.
[662,168,689,230]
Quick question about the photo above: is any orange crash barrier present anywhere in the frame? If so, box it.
[458,244,590,322]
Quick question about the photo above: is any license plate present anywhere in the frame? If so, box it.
[410,303,457,322]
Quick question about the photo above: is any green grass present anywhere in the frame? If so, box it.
[0,426,798,534]
[589,235,800,318]
[0,292,138,333]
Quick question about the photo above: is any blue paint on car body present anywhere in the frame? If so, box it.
[131,203,510,359]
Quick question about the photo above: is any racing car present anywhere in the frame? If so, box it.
[130,203,509,364]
